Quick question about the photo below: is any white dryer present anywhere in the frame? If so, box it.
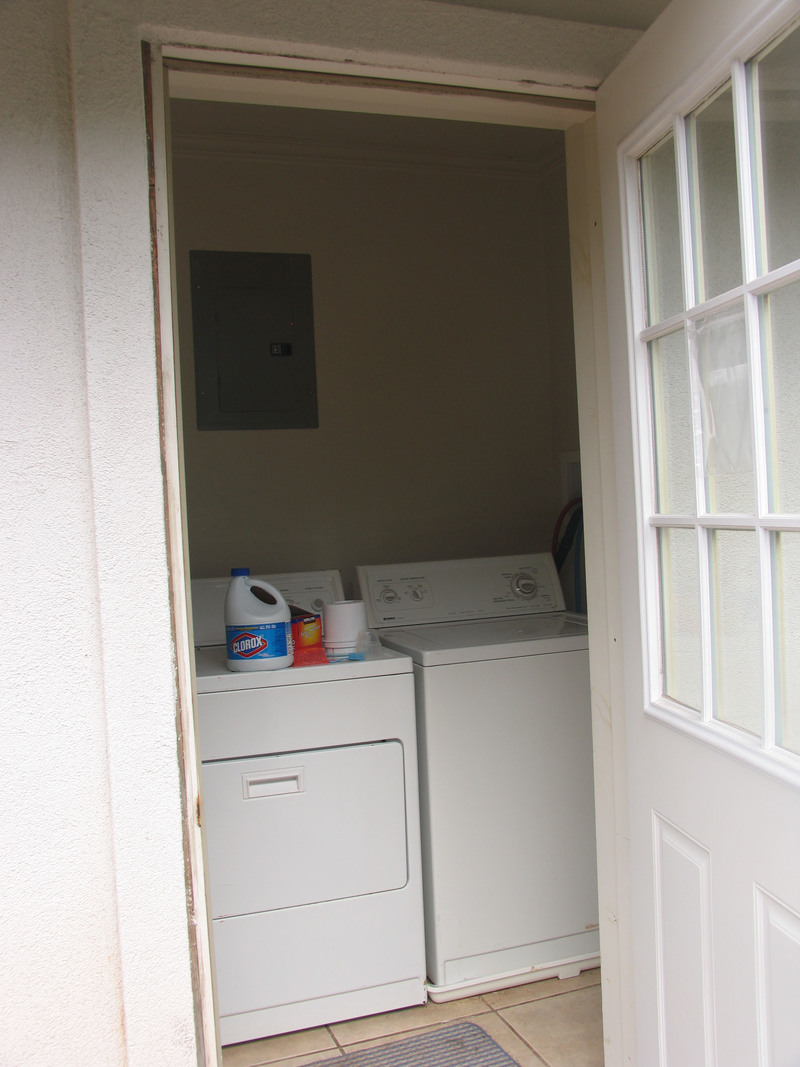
[356,554,599,1002]
[192,571,427,1046]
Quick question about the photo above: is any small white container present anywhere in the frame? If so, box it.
[225,568,294,671]
[323,600,368,654]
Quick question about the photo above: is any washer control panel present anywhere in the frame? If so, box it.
[356,554,565,628]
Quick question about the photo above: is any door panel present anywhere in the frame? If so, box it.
[652,814,714,1067]
[591,0,800,1063]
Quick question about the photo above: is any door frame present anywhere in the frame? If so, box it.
[144,42,620,1064]
[565,116,633,1064]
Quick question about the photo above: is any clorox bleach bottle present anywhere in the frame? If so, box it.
[225,568,294,671]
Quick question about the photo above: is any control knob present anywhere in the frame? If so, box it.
[511,572,538,599]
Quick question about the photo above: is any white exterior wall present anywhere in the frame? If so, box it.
[1,2,127,1063]
[2,1,198,1063]
[1,1,631,1063]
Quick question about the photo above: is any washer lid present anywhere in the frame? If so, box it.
[378,612,588,666]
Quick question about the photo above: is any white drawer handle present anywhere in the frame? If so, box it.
[242,767,305,799]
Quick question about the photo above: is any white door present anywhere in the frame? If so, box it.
[591,0,800,1063]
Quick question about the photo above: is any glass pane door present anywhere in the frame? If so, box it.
[634,19,800,767]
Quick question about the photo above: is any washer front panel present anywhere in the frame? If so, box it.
[411,650,599,987]
[357,554,565,629]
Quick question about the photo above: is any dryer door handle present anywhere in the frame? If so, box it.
[241,767,305,799]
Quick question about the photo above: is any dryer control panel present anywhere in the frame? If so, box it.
[192,570,344,648]
[356,554,565,628]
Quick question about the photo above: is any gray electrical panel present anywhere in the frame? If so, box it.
[189,250,318,430]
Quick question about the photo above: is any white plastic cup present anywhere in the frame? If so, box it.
[322,600,368,653]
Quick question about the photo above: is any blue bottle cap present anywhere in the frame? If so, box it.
[230,567,250,576]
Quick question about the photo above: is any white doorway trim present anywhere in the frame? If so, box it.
[145,40,606,1064]
[162,42,597,109]
[143,42,220,1067]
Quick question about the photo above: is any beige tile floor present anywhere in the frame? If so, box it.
[221,968,604,1067]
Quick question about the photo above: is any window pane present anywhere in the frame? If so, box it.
[709,529,762,737]
[773,532,800,755]
[761,280,800,513]
[641,133,683,324]
[650,329,696,514]
[686,85,743,302]
[658,527,702,711]
[751,25,800,274]
[692,303,754,513]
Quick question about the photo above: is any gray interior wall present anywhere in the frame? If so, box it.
[171,101,579,590]
[541,155,582,461]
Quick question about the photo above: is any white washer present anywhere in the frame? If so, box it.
[192,572,427,1045]
[356,554,599,1002]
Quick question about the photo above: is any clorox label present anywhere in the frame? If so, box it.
[229,631,268,658]
[227,622,289,661]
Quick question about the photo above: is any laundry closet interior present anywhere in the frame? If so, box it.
[167,65,594,1046]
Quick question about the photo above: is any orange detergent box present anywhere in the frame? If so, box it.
[291,612,322,648]
[290,611,326,665]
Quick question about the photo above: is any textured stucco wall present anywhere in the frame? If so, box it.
[3,1,198,1063]
[1,1,129,1062]
[2,0,616,1063]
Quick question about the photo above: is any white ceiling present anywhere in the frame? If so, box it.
[428,0,671,32]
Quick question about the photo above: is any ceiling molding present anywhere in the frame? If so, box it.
[166,58,595,131]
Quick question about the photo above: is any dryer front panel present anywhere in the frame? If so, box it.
[202,740,408,919]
